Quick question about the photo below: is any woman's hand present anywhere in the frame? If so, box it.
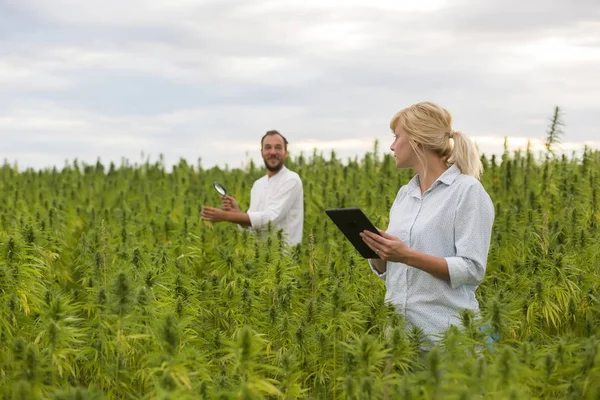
[360,229,412,263]
[361,228,450,281]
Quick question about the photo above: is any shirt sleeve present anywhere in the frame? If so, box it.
[247,176,302,230]
[368,259,386,279]
[445,183,494,289]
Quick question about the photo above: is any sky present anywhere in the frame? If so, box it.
[1,0,599,171]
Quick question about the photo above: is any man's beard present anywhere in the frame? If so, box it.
[264,157,284,172]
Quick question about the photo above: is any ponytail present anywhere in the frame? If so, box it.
[450,130,482,179]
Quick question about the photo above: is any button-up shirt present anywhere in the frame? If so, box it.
[247,166,304,246]
[370,164,494,342]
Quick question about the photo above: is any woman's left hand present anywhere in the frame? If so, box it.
[360,229,412,262]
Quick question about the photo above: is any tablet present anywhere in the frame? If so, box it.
[325,207,381,258]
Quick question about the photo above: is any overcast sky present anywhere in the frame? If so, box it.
[1,0,599,171]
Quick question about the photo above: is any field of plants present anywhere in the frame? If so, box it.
[1,140,599,399]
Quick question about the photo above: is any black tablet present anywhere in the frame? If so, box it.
[325,207,381,258]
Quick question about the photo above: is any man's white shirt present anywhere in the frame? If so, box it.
[246,166,303,246]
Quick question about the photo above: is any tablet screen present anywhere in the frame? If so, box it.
[325,207,381,258]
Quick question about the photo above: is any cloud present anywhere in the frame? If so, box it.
[0,0,599,170]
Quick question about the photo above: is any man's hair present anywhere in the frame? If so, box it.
[261,130,288,150]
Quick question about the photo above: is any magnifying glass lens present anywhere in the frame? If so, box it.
[214,181,227,196]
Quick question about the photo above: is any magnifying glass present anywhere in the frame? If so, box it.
[214,181,227,196]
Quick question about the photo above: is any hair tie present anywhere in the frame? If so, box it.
[447,130,455,139]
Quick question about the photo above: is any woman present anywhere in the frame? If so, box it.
[360,101,494,345]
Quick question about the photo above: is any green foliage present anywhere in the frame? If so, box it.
[545,106,564,155]
[0,145,599,398]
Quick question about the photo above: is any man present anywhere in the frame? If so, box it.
[201,130,304,246]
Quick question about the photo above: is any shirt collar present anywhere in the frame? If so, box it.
[267,165,288,180]
[438,164,461,185]
[407,164,461,197]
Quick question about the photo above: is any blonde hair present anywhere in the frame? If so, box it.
[389,101,483,179]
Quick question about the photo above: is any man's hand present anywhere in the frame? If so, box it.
[200,205,252,226]
[360,228,412,263]
[221,195,241,212]
[201,206,226,222]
